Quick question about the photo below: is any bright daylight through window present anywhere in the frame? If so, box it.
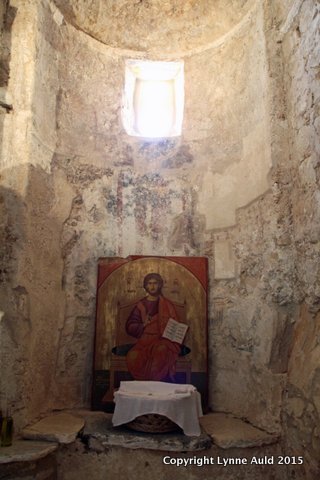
[122,60,184,138]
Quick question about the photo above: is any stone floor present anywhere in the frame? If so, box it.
[0,410,307,480]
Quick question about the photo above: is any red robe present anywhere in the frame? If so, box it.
[125,295,181,381]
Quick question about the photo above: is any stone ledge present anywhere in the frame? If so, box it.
[22,412,85,444]
[0,440,58,464]
[3,409,280,463]
[19,409,211,453]
[200,413,279,449]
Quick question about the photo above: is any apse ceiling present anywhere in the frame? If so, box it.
[52,0,255,54]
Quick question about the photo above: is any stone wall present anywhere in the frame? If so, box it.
[0,0,64,429]
[269,1,320,478]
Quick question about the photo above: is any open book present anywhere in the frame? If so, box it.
[162,318,189,344]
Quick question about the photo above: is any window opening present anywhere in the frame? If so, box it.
[122,60,184,138]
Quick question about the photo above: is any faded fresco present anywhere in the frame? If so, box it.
[92,256,208,411]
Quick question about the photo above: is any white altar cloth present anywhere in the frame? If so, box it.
[112,381,203,436]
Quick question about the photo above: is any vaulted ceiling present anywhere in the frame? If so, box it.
[52,0,255,54]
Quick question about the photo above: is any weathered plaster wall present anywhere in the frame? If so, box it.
[269,1,320,477]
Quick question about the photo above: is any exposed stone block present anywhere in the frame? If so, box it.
[200,413,279,449]
[22,413,84,444]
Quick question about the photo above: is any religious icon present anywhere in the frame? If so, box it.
[125,272,189,381]
[92,256,208,412]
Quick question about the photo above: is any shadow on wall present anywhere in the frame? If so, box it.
[0,181,30,428]
[0,162,68,431]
